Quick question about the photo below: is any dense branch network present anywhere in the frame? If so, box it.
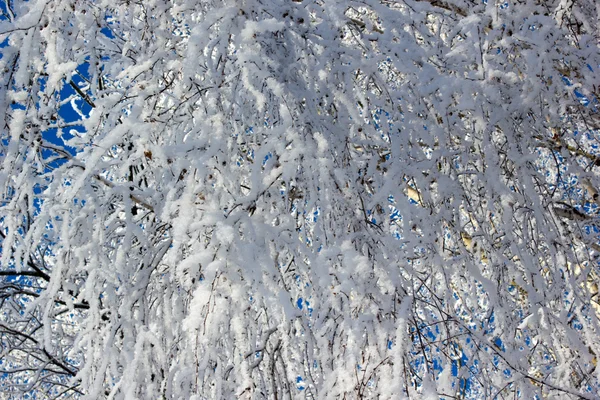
[0,0,599,399]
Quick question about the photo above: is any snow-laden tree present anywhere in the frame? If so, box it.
[1,0,599,398]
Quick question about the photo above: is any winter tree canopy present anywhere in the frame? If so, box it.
[0,0,599,398]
